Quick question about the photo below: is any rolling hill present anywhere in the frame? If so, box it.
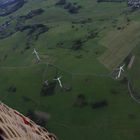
[0,0,140,140]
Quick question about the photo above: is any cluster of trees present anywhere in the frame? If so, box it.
[56,42,64,48]
[55,29,99,51]
[18,24,49,38]
[19,8,44,20]
[97,0,126,2]
[71,39,84,50]
[74,94,108,109]
[87,30,99,39]
[17,23,49,49]
[0,0,25,16]
[128,0,140,8]
[71,29,99,51]
[56,0,82,14]
[0,20,15,39]
[56,0,66,5]
[0,8,48,50]
[40,81,56,96]
[91,100,108,109]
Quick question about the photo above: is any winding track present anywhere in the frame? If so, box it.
[0,62,112,109]
[128,80,140,104]
[0,62,112,77]
[0,62,139,105]
[0,62,139,131]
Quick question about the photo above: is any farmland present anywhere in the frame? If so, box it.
[0,0,140,140]
[99,21,140,70]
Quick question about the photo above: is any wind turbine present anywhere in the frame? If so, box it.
[53,76,63,88]
[33,48,40,61]
[116,64,125,79]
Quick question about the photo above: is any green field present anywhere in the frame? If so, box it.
[0,0,140,140]
[99,21,140,70]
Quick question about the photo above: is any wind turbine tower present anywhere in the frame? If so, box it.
[33,48,41,61]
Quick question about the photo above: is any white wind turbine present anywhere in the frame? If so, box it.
[116,64,125,79]
[53,76,63,88]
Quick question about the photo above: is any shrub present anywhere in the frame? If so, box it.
[74,94,88,108]
[91,100,108,109]
[40,82,56,96]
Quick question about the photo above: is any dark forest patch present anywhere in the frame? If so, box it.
[0,9,48,49]
[97,0,126,2]
[56,0,82,14]
[0,23,49,49]
[71,39,85,50]
[91,100,108,109]
[0,0,25,16]
[19,8,44,20]
[40,81,57,96]
[56,0,66,5]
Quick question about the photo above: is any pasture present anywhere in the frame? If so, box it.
[0,0,140,140]
[99,21,140,70]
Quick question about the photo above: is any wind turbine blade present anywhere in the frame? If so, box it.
[59,81,62,87]
[118,70,121,78]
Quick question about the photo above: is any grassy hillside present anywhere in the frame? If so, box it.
[0,0,140,140]
[99,21,140,70]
